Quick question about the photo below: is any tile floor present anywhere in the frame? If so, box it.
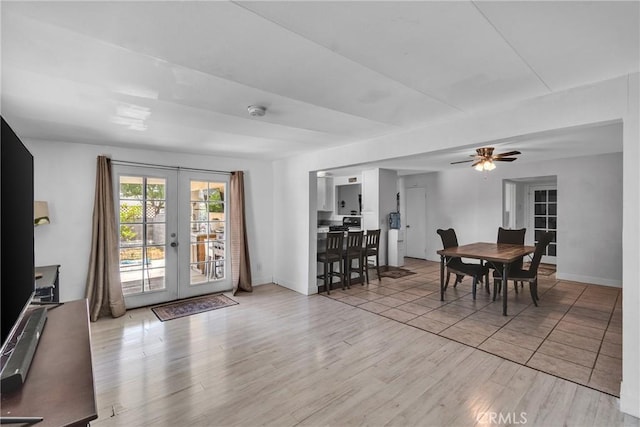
[322,258,622,396]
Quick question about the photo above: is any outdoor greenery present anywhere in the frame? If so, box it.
[120,204,142,241]
[120,183,166,215]
[119,181,165,243]
[207,188,224,213]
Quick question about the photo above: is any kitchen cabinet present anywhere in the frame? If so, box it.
[317,176,334,211]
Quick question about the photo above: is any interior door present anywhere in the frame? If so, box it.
[405,187,427,259]
[115,166,178,308]
[528,185,557,264]
[178,171,232,298]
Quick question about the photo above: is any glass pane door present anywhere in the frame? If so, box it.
[115,167,178,308]
[530,186,557,264]
[179,171,231,297]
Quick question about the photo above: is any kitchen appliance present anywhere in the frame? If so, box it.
[388,229,405,267]
[342,216,361,229]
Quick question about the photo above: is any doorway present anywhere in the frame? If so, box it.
[405,187,427,259]
[114,165,231,308]
[528,185,557,264]
[503,177,557,265]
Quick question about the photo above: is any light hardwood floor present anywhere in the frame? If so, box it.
[90,283,638,427]
[324,259,622,397]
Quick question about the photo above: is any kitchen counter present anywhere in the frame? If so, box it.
[317,227,362,234]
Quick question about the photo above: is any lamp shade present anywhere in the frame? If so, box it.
[34,201,50,226]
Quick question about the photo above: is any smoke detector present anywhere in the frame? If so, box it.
[247,105,266,117]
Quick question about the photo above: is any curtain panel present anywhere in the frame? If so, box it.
[85,156,126,321]
[230,171,252,295]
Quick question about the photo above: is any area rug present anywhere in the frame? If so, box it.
[378,267,416,279]
[151,294,238,321]
[523,262,556,276]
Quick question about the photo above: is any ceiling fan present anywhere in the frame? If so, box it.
[451,147,521,171]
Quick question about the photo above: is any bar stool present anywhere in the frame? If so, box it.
[343,230,364,288]
[362,229,381,284]
[317,232,344,294]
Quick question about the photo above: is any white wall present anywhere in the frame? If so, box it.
[403,152,623,286]
[273,158,313,295]
[272,73,639,417]
[24,140,274,302]
[620,72,640,417]
[379,168,399,265]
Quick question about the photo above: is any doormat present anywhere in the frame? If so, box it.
[151,294,238,321]
[378,267,416,279]
[523,262,556,276]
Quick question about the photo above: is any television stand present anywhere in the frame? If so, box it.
[0,300,97,426]
[0,307,47,392]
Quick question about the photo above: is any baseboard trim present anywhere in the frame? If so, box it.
[555,272,621,287]
[620,380,640,418]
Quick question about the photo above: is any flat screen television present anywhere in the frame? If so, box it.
[1,116,45,392]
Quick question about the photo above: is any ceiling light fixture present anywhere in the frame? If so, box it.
[247,105,266,117]
[474,159,496,172]
[451,147,521,171]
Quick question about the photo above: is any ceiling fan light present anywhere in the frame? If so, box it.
[474,162,484,171]
[485,161,496,171]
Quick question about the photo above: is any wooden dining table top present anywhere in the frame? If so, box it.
[437,242,536,264]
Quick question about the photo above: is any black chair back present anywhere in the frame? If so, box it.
[325,232,344,255]
[364,229,381,252]
[437,228,459,249]
[437,228,464,267]
[345,231,364,254]
[497,227,526,245]
[497,227,526,270]
[529,232,554,273]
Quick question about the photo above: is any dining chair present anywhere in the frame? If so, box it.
[362,229,381,284]
[343,230,364,289]
[492,231,554,306]
[493,227,526,293]
[436,228,489,300]
[317,232,344,295]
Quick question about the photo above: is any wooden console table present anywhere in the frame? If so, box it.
[0,299,97,426]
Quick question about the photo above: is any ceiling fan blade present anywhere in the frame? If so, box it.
[493,157,517,162]
[471,160,482,167]
[450,159,475,164]
[494,151,521,158]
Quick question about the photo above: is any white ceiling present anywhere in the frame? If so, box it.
[326,120,624,176]
[1,1,638,168]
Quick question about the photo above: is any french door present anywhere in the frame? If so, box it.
[528,185,557,264]
[114,165,230,308]
[178,170,231,298]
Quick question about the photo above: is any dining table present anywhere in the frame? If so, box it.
[437,242,536,316]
